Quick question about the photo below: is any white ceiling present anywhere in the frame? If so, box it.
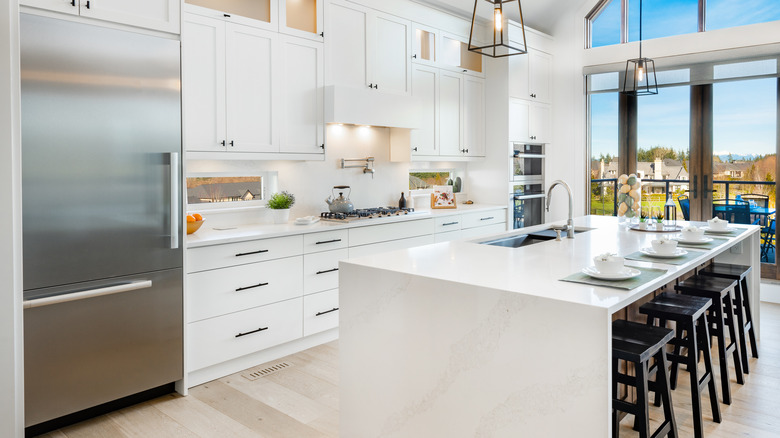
[412,0,592,35]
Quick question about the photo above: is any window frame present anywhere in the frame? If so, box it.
[186,171,278,211]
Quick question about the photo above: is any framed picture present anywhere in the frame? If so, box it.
[431,185,457,209]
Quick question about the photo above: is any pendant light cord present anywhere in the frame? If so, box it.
[639,0,643,59]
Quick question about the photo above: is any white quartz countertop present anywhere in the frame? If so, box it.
[186,203,507,248]
[342,215,760,313]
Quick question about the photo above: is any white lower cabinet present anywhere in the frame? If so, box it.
[188,298,303,371]
[434,230,462,242]
[304,248,347,294]
[461,223,506,239]
[303,289,340,337]
[348,235,435,258]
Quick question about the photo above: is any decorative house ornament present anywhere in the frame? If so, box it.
[468,0,528,58]
[621,0,658,96]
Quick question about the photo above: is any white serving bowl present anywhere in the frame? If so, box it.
[651,239,678,255]
[682,226,705,240]
[593,255,625,274]
[707,217,728,231]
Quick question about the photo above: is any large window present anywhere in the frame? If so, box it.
[628,0,698,42]
[707,0,780,31]
[590,0,621,48]
[590,90,620,215]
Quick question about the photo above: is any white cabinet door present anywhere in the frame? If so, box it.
[328,1,369,90]
[440,32,484,78]
[182,14,227,152]
[439,70,463,156]
[279,0,324,42]
[463,76,485,157]
[370,11,411,95]
[80,0,179,33]
[225,24,278,153]
[411,22,438,67]
[508,53,530,100]
[21,0,79,15]
[410,64,438,156]
[529,102,551,144]
[280,36,324,154]
[529,51,552,104]
[508,98,530,142]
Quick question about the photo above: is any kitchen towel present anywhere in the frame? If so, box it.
[560,267,668,290]
[623,249,707,265]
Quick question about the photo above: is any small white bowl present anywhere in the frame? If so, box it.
[593,255,625,275]
[682,226,705,241]
[707,217,728,231]
[651,239,678,255]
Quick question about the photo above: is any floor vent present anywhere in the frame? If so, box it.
[241,362,293,381]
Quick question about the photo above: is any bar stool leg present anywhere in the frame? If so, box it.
[686,319,706,438]
[710,295,734,405]
[723,288,745,385]
[742,277,759,359]
[612,357,619,438]
[635,360,650,438]
[698,313,721,425]
[731,283,750,373]
[656,348,678,438]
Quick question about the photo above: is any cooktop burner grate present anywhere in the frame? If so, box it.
[320,207,417,221]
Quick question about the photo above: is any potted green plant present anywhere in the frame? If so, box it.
[267,191,295,224]
[655,212,665,231]
[638,211,649,230]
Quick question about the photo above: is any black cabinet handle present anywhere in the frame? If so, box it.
[319,31,324,37]
[315,308,339,316]
[320,143,325,150]
[462,69,467,73]
[315,238,341,245]
[220,140,226,147]
[368,83,374,88]
[374,84,379,89]
[316,268,339,275]
[235,282,268,292]
[85,0,90,8]
[70,0,75,6]
[229,140,234,147]
[480,217,495,221]
[412,147,418,152]
[461,148,469,154]
[235,327,268,338]
[442,222,458,226]
[412,54,417,59]
[224,13,231,18]
[235,249,268,257]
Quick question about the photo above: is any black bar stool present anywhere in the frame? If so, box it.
[675,276,745,405]
[698,263,759,372]
[612,319,677,438]
[639,292,720,438]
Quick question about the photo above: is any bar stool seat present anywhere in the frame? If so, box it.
[640,292,720,438]
[612,319,677,438]
[699,263,758,373]
[675,275,745,405]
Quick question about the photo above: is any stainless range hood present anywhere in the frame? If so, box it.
[324,85,422,129]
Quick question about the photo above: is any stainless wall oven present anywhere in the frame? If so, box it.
[512,143,544,182]
[512,183,545,229]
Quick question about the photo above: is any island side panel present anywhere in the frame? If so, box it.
[340,262,611,438]
[714,229,761,338]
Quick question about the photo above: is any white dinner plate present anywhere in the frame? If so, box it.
[702,226,737,234]
[640,247,688,258]
[582,266,641,280]
[674,236,714,244]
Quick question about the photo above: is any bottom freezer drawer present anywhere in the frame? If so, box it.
[188,298,303,371]
[23,268,183,427]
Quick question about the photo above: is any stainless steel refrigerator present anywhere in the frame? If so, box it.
[20,13,183,430]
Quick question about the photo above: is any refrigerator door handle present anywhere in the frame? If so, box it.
[23,280,153,309]
[169,152,180,249]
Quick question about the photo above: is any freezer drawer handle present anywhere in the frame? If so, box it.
[315,239,342,245]
[316,268,339,275]
[315,308,339,316]
[236,327,268,338]
[23,280,153,309]
[235,249,269,257]
[235,282,268,292]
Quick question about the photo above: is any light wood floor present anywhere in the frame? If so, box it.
[40,303,780,438]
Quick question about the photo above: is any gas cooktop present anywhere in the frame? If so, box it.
[320,207,420,222]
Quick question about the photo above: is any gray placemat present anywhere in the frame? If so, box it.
[623,249,707,265]
[674,236,729,250]
[560,267,668,290]
[703,227,749,237]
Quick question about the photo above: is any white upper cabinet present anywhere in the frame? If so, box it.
[529,101,551,144]
[22,0,180,33]
[508,98,529,142]
[440,32,484,78]
[184,0,277,32]
[509,49,552,104]
[279,0,324,41]
[438,70,463,157]
[463,75,485,157]
[411,22,437,67]
[509,97,550,144]
[328,1,411,95]
[280,35,325,154]
[410,64,438,156]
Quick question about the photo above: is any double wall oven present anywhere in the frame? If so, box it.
[511,143,545,229]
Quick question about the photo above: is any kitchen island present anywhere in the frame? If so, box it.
[339,215,760,437]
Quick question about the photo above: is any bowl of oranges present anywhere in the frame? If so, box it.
[186,213,204,235]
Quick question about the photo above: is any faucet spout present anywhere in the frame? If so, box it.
[546,180,575,238]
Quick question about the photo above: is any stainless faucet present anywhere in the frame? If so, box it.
[546,180,575,238]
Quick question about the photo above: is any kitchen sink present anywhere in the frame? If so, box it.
[479,226,593,248]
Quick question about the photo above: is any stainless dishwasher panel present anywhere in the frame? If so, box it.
[23,268,183,427]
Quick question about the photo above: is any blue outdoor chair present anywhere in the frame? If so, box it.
[677,195,690,221]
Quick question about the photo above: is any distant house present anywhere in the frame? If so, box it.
[591,158,689,194]
[714,162,753,180]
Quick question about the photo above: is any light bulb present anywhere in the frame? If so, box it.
[494,7,502,32]
[637,61,645,82]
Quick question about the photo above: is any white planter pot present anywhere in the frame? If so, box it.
[270,208,290,224]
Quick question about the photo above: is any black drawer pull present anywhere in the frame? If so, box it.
[480,217,495,221]
[235,249,268,257]
[315,239,342,245]
[235,282,268,291]
[315,308,339,316]
[442,222,458,226]
[235,327,268,338]
[316,268,339,275]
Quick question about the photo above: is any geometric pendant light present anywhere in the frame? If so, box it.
[621,0,658,95]
[468,0,528,58]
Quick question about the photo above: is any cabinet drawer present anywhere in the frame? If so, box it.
[461,223,507,240]
[303,289,339,337]
[348,235,435,258]
[304,249,347,295]
[303,229,348,254]
[188,256,303,322]
[187,235,303,273]
[462,209,505,229]
[434,230,462,243]
[349,218,434,246]
[188,298,303,372]
[434,215,462,232]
